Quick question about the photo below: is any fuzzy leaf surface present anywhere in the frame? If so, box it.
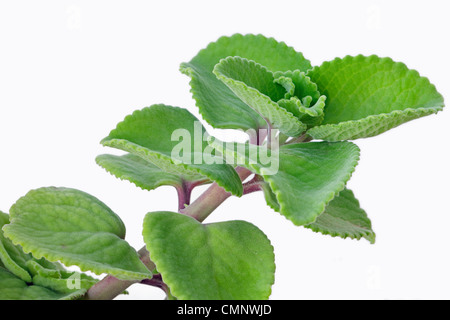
[96,153,182,191]
[101,104,243,196]
[213,57,307,136]
[3,187,152,281]
[26,260,98,294]
[143,211,275,300]
[180,33,312,131]
[275,70,327,128]
[305,188,375,243]
[307,55,444,141]
[211,140,360,225]
[0,267,85,300]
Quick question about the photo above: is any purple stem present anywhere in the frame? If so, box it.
[243,182,262,195]
[85,247,155,300]
[179,166,253,222]
[176,180,192,212]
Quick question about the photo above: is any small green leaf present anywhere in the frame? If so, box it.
[101,104,243,196]
[180,33,312,131]
[26,260,98,294]
[307,55,445,141]
[212,140,360,225]
[278,96,326,128]
[274,70,327,128]
[305,189,376,243]
[26,259,63,278]
[274,70,322,102]
[96,153,183,191]
[0,267,86,300]
[3,187,152,281]
[256,184,375,243]
[143,211,275,300]
[213,57,307,136]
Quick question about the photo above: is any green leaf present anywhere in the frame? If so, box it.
[213,57,307,136]
[257,184,375,243]
[259,181,280,212]
[180,33,312,131]
[307,55,445,141]
[275,70,327,128]
[212,140,360,225]
[0,267,86,300]
[1,211,91,294]
[26,259,63,278]
[101,104,243,197]
[96,153,183,191]
[274,70,322,102]
[26,260,98,294]
[0,211,33,282]
[3,187,152,281]
[304,189,376,243]
[143,211,275,300]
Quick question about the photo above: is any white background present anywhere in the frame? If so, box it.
[1,0,449,300]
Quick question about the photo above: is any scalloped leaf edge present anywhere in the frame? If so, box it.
[213,56,307,137]
[307,106,443,141]
[95,153,183,192]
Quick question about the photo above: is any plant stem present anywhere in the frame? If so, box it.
[86,159,259,299]
[141,274,171,297]
[176,180,192,212]
[179,166,253,222]
[85,167,254,300]
[84,275,138,300]
[137,246,156,271]
[243,183,262,195]
[84,247,155,300]
[242,173,263,195]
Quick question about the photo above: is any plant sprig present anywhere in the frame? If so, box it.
[0,34,444,300]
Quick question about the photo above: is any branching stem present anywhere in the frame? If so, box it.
[176,180,192,212]
[86,134,263,299]
[141,274,171,298]
[179,166,253,222]
[243,182,262,195]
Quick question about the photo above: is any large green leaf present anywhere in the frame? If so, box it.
[305,188,375,243]
[101,104,243,196]
[180,33,312,131]
[213,57,307,136]
[0,267,85,300]
[307,55,445,141]
[143,211,275,300]
[3,187,152,281]
[212,140,360,225]
[96,153,182,191]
